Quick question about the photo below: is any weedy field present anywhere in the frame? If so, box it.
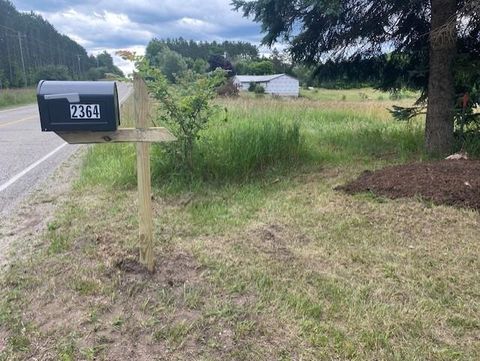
[1,89,479,360]
[0,88,36,109]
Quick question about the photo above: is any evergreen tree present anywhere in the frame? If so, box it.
[233,0,480,155]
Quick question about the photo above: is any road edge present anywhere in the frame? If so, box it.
[0,147,86,270]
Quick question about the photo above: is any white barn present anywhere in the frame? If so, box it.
[233,74,299,97]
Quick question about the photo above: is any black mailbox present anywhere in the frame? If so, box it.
[37,81,120,132]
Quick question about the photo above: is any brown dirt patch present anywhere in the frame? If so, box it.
[20,247,207,360]
[111,250,203,286]
[244,223,313,262]
[337,160,480,210]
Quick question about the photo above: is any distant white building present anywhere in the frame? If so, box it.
[233,74,299,97]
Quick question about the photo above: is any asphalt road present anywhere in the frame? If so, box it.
[0,82,132,216]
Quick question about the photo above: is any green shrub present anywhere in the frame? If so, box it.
[217,79,239,97]
[254,84,265,94]
[119,51,225,173]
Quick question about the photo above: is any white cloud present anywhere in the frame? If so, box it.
[41,8,153,46]
[12,0,263,73]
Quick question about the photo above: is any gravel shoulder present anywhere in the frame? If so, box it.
[0,148,85,269]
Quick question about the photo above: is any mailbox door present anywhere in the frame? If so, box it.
[43,95,117,132]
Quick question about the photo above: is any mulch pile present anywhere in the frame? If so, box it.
[336,160,480,211]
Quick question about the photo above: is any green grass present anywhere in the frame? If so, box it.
[0,88,36,109]
[153,118,304,183]
[79,143,137,189]
[1,88,478,360]
[220,97,425,166]
[458,132,480,157]
[79,92,425,193]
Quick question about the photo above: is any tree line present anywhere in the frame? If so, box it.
[145,38,295,82]
[146,38,259,62]
[145,37,447,92]
[0,0,123,88]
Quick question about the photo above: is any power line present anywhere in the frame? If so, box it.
[77,54,82,75]
[0,28,28,86]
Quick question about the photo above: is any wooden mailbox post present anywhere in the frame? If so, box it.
[57,75,175,272]
[134,75,155,272]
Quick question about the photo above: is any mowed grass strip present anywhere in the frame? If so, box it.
[1,89,479,360]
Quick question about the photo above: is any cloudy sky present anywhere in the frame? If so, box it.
[11,0,263,74]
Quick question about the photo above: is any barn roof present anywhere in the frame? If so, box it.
[234,74,289,83]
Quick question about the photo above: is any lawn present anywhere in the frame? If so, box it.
[1,89,478,360]
[0,88,36,109]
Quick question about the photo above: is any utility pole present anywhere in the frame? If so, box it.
[77,54,82,78]
[5,34,13,83]
[17,32,27,87]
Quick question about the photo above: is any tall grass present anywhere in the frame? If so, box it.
[309,111,425,164]
[456,133,480,158]
[0,88,36,109]
[219,97,425,165]
[300,88,419,102]
[152,119,304,184]
[79,91,426,192]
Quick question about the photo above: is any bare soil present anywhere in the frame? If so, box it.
[337,160,480,210]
